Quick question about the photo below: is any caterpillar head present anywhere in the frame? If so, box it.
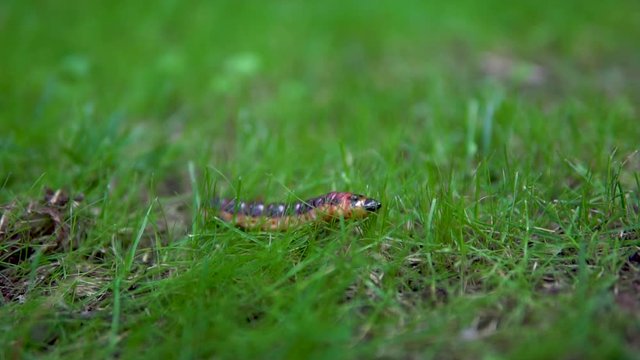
[334,192,381,219]
[348,193,381,211]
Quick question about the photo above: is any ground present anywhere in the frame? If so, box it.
[1,0,639,358]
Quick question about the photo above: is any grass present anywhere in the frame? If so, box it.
[1,0,640,358]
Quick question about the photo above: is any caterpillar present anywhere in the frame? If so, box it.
[210,192,381,231]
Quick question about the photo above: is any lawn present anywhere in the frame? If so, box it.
[1,0,639,358]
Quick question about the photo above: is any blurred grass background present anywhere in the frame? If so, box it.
[3,0,638,191]
[1,0,639,358]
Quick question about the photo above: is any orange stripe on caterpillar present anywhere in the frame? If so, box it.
[211,192,381,231]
